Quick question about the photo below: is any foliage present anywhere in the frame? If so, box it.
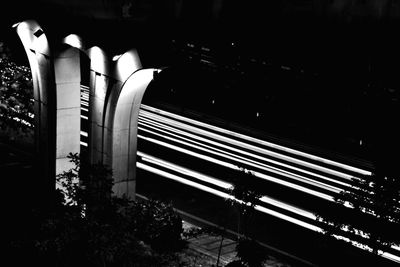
[226,167,268,267]
[13,152,184,267]
[234,238,269,267]
[316,171,400,254]
[121,198,184,252]
[228,167,263,236]
[0,41,34,133]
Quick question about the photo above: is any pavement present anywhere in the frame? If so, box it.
[183,220,292,267]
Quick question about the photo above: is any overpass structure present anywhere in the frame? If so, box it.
[14,19,160,199]
[4,1,400,265]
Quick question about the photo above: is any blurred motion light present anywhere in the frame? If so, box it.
[11,22,21,28]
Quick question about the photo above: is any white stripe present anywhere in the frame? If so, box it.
[140,104,372,176]
[138,151,317,221]
[138,151,232,189]
[139,118,349,190]
[140,110,362,180]
[138,134,334,201]
[138,126,340,194]
[137,162,321,232]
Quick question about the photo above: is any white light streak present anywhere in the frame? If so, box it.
[138,134,334,201]
[140,110,359,180]
[140,104,372,176]
[138,151,232,189]
[138,117,349,190]
[137,161,321,232]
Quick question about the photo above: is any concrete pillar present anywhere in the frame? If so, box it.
[15,20,56,202]
[54,47,82,174]
[103,49,142,169]
[86,46,111,165]
[102,49,145,199]
[111,68,156,199]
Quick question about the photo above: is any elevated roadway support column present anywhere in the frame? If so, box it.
[54,47,82,174]
[87,46,111,166]
[15,20,56,206]
[111,68,157,199]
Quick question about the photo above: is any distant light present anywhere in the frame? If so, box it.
[256,112,260,117]
[112,54,122,61]
[11,22,21,28]
[231,42,235,46]
[211,99,215,104]
[360,140,363,146]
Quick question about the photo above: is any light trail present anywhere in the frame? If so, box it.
[136,161,321,231]
[140,104,372,176]
[140,110,362,181]
[139,118,351,191]
[138,134,334,201]
[138,125,341,195]
[138,151,318,221]
[136,105,399,264]
[137,159,400,264]
[138,151,232,189]
[139,116,351,190]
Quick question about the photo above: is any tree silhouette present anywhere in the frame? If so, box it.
[317,170,400,254]
[0,41,34,134]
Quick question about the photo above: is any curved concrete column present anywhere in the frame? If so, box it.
[103,49,142,168]
[15,20,56,198]
[54,45,85,174]
[111,68,156,199]
[86,46,111,165]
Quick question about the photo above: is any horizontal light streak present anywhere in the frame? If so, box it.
[138,152,318,221]
[81,102,89,107]
[138,159,400,263]
[138,151,232,189]
[138,125,340,195]
[138,134,239,170]
[80,131,88,137]
[137,162,321,232]
[138,134,334,202]
[139,117,349,190]
[254,205,322,232]
[260,196,316,220]
[140,110,359,181]
[80,107,89,112]
[140,104,372,176]
[80,115,89,120]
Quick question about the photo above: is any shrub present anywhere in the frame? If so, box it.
[124,199,184,252]
[13,153,184,266]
